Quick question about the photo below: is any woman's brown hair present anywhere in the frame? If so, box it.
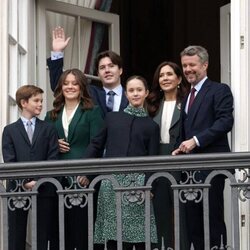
[50,69,94,120]
[147,61,190,117]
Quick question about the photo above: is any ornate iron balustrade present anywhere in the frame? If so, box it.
[0,152,249,250]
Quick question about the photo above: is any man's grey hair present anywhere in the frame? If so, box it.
[180,45,209,64]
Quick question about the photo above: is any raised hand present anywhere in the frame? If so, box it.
[52,26,71,52]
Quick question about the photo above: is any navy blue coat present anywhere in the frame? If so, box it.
[2,118,59,194]
[180,78,234,154]
[85,111,160,158]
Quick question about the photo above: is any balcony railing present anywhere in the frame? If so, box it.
[0,152,249,250]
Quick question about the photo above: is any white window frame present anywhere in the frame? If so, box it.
[231,1,250,249]
[7,0,36,124]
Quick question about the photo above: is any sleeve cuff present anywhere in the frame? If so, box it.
[51,51,64,60]
[193,136,200,147]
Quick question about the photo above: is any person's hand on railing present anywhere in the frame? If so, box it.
[178,138,196,153]
[172,138,197,155]
[77,176,89,187]
[24,180,36,190]
[58,138,70,153]
[52,26,71,52]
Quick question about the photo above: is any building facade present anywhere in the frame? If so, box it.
[0,0,249,249]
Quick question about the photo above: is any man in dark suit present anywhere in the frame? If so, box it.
[172,45,234,249]
[2,85,59,250]
[47,26,128,118]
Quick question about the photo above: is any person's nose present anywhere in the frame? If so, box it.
[185,65,192,72]
[104,66,110,72]
[163,75,168,80]
[67,82,74,88]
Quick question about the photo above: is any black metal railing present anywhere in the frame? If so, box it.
[0,152,249,250]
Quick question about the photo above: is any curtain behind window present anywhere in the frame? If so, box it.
[46,0,112,75]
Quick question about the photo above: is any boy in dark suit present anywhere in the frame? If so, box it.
[2,85,59,250]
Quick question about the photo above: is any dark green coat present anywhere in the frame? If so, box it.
[45,104,104,249]
[45,104,104,159]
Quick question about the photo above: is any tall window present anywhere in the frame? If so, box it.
[8,0,36,123]
[37,0,119,113]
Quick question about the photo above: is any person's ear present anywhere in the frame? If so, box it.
[203,62,208,71]
[119,67,123,76]
[178,76,182,85]
[20,99,27,109]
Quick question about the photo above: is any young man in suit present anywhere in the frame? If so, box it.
[172,45,234,249]
[2,85,59,250]
[47,26,128,118]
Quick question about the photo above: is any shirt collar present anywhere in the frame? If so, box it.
[21,116,36,125]
[192,76,207,92]
[103,84,123,96]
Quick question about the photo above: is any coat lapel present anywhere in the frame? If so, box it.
[170,104,181,129]
[67,105,84,142]
[98,88,108,113]
[119,90,129,111]
[188,79,211,122]
[54,110,66,140]
[32,118,42,145]
[16,118,31,144]
[153,100,164,126]
[153,100,180,129]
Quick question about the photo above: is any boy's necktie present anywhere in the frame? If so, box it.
[27,120,33,143]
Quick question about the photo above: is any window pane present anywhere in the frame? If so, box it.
[8,0,18,39]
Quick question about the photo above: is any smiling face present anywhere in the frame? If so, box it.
[62,73,80,101]
[21,94,43,118]
[159,65,181,96]
[181,54,208,86]
[97,57,123,89]
[125,78,149,108]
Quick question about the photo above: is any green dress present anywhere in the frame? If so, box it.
[94,106,158,244]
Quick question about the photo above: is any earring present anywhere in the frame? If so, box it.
[177,84,180,89]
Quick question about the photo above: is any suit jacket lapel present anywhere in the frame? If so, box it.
[32,118,42,145]
[119,90,128,111]
[67,105,84,142]
[97,86,128,112]
[98,88,108,113]
[188,79,210,122]
[16,118,31,144]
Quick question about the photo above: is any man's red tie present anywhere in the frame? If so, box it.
[188,87,196,112]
